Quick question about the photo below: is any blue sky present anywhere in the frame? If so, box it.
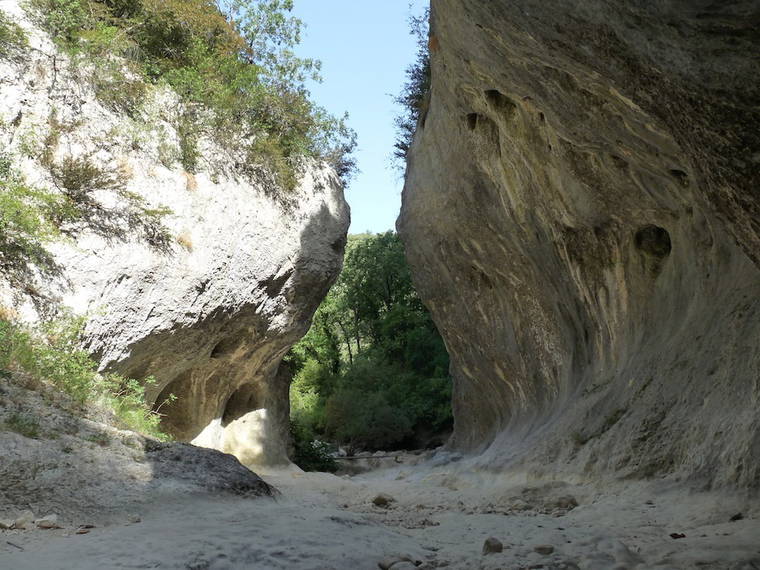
[291,1,428,234]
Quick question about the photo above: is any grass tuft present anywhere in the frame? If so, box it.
[5,412,41,439]
[0,315,173,440]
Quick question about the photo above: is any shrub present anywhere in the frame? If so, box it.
[23,0,358,188]
[0,11,28,60]
[0,154,61,287]
[25,0,93,42]
[290,419,337,473]
[0,315,173,439]
[393,8,431,168]
[322,387,414,450]
[5,412,41,439]
[1,152,171,289]
[48,155,172,249]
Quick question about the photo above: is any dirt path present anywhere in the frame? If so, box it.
[1,460,759,569]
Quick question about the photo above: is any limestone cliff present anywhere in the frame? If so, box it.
[399,0,760,488]
[0,4,349,467]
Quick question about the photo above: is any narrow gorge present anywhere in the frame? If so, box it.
[1,0,758,569]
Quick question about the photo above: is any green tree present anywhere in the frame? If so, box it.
[393,7,430,168]
[287,232,452,459]
[22,0,357,185]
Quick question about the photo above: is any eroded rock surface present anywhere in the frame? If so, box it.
[399,0,760,487]
[0,3,349,467]
[0,381,275,526]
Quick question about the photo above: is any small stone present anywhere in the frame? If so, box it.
[35,514,60,529]
[534,545,555,555]
[555,496,578,510]
[13,510,35,530]
[0,519,14,530]
[372,493,395,508]
[127,514,141,524]
[378,555,413,569]
[729,513,743,522]
[482,537,503,555]
[669,532,686,539]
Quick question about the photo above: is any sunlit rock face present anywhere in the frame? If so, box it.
[0,4,349,467]
[399,0,760,488]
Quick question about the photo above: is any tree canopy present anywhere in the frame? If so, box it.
[287,232,452,465]
[22,0,357,186]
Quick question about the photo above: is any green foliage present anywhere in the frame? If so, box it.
[0,154,61,287]
[393,8,430,168]
[0,152,170,289]
[23,0,357,187]
[0,11,29,60]
[323,385,413,450]
[287,232,452,452]
[289,419,337,472]
[0,316,172,439]
[48,154,172,248]
[26,0,91,41]
[5,412,41,439]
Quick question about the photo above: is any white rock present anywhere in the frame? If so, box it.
[13,510,35,529]
[0,4,350,471]
[35,514,59,529]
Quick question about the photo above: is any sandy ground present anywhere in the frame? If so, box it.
[1,457,759,570]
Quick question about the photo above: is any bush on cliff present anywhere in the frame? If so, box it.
[0,10,28,59]
[0,315,173,439]
[22,0,357,187]
[0,153,170,289]
[393,7,430,167]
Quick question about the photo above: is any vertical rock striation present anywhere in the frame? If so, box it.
[399,0,760,487]
[0,4,349,467]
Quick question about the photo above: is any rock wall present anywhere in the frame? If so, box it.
[0,3,349,467]
[399,0,760,488]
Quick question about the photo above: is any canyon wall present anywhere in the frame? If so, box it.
[399,0,760,488]
[0,3,349,467]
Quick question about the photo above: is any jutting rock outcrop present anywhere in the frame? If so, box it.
[0,4,349,467]
[399,0,760,488]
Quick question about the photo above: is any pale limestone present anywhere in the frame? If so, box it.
[398,0,760,488]
[0,1,349,468]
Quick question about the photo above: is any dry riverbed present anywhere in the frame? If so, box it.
[1,456,759,569]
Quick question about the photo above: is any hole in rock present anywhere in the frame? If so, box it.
[634,225,672,258]
[669,169,689,186]
[210,335,241,359]
[154,371,196,439]
[222,384,259,426]
[484,89,517,115]
[610,154,628,169]
[466,113,479,130]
